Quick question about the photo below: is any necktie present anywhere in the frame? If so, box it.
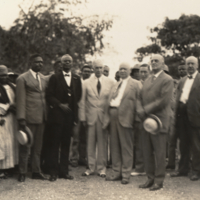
[188,75,193,79]
[97,79,101,94]
[65,73,70,77]
[112,81,122,100]
[36,73,42,90]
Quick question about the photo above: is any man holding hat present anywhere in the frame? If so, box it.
[138,54,173,191]
[16,54,47,182]
[103,62,141,184]
[79,59,114,177]
[46,54,82,181]
[171,56,200,181]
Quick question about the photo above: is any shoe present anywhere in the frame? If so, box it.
[49,175,57,182]
[166,165,175,170]
[170,172,188,177]
[190,174,199,181]
[18,174,26,182]
[32,173,48,180]
[149,183,163,191]
[139,180,154,188]
[59,174,74,180]
[131,171,146,176]
[121,179,129,184]
[106,176,121,181]
[98,173,106,178]
[82,171,94,176]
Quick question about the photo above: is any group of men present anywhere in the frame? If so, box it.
[0,53,200,192]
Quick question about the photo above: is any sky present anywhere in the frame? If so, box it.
[0,0,200,77]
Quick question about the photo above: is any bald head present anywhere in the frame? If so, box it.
[61,54,73,73]
[150,54,164,74]
[186,56,198,75]
[119,62,131,79]
[93,59,104,78]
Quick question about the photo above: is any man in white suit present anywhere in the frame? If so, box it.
[79,59,114,177]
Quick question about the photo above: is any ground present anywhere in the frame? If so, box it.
[0,167,199,200]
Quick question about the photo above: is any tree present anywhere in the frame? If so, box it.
[135,14,200,77]
[0,0,113,73]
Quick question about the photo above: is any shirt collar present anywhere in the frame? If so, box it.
[121,76,130,83]
[63,71,71,77]
[154,70,163,78]
[94,74,103,82]
[30,69,38,79]
[188,70,198,79]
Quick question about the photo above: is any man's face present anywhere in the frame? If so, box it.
[31,57,43,72]
[131,69,140,80]
[62,56,73,73]
[82,67,91,80]
[178,65,187,77]
[94,65,103,78]
[0,74,8,85]
[119,67,130,79]
[186,61,198,75]
[103,66,109,77]
[139,66,150,81]
[151,56,163,74]
[115,71,120,82]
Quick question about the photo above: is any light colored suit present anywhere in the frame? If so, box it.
[79,74,114,174]
[16,69,47,174]
[139,71,173,184]
[104,77,141,181]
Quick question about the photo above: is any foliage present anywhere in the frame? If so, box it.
[0,0,113,73]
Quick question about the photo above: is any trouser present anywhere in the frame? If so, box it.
[176,102,200,174]
[142,129,167,184]
[49,114,73,176]
[134,121,144,172]
[110,108,133,180]
[19,123,44,174]
[70,121,87,164]
[87,117,107,174]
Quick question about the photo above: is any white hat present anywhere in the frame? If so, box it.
[17,126,33,147]
[143,114,162,135]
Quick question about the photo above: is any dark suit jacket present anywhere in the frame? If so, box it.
[140,71,173,133]
[176,72,200,127]
[16,70,47,124]
[46,72,82,124]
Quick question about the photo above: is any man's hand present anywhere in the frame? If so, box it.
[59,103,71,113]
[8,104,16,114]
[137,108,146,120]
[0,107,6,115]
[18,119,26,131]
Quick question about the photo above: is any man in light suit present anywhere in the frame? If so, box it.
[138,54,173,191]
[16,54,47,182]
[171,56,200,181]
[79,59,114,177]
[103,62,141,184]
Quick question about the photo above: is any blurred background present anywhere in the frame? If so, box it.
[0,0,200,78]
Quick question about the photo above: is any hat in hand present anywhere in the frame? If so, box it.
[17,126,33,147]
[143,114,162,135]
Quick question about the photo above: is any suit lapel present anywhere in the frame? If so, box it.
[59,72,70,95]
[189,73,200,94]
[99,76,105,98]
[90,75,99,98]
[121,78,132,101]
[28,70,40,92]
[39,73,46,91]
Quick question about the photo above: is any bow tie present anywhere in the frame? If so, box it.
[65,74,70,77]
[188,75,193,79]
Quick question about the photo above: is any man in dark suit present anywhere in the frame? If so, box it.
[138,54,173,191]
[46,54,82,182]
[16,54,47,182]
[171,56,200,181]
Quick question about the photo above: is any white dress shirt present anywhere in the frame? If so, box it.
[153,70,163,80]
[180,71,198,104]
[30,69,42,90]
[63,71,72,86]
[110,76,130,107]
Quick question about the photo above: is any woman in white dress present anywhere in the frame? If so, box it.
[0,65,18,178]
